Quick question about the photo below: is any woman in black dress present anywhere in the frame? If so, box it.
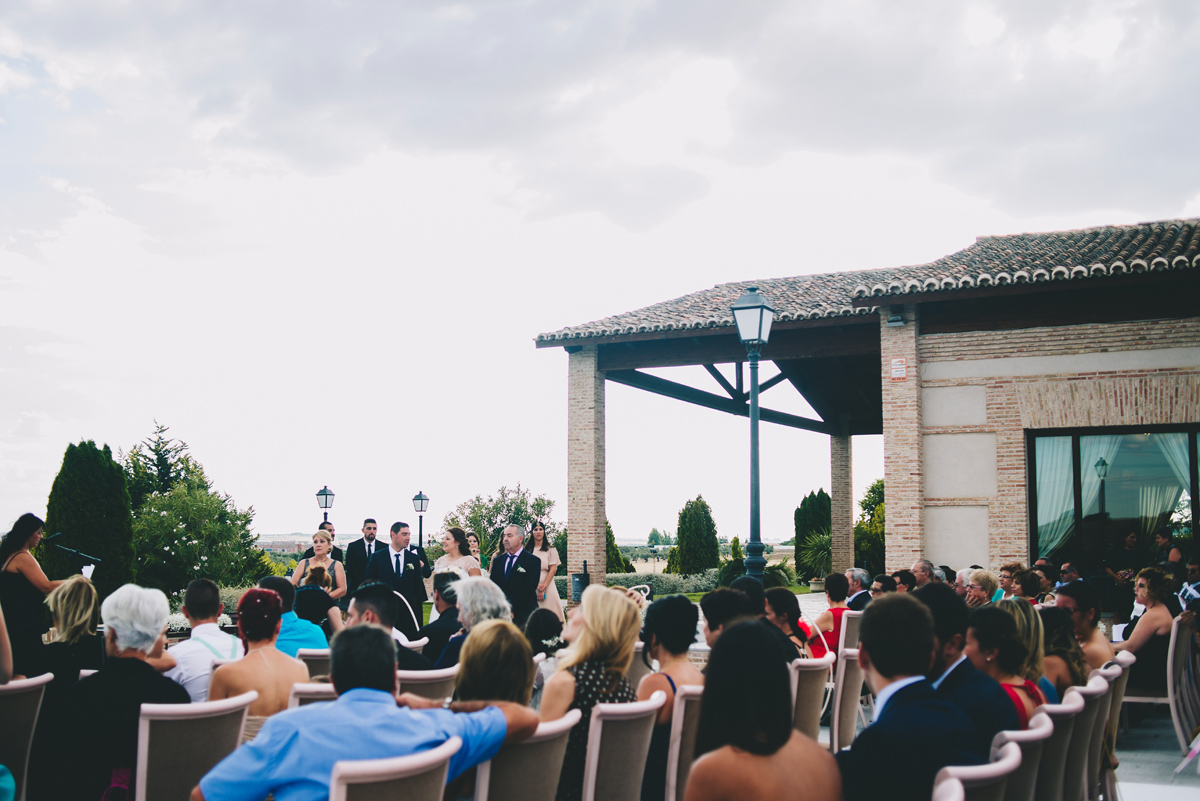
[0,513,64,677]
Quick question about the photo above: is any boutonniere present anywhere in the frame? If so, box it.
[517,566,527,574]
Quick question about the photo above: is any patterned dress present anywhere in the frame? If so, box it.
[555,659,638,801]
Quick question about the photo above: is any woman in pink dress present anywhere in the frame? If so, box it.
[526,522,564,623]
[813,572,850,657]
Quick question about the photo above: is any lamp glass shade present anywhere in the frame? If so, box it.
[1094,458,1109,480]
[316,486,335,509]
[412,491,429,514]
[731,287,776,344]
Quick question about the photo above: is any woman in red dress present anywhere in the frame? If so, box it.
[964,605,1047,728]
[813,573,851,657]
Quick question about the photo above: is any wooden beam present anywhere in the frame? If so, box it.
[704,364,742,400]
[759,371,788,394]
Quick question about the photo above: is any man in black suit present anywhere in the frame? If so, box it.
[835,594,984,801]
[488,524,540,627]
[913,582,1020,754]
[303,521,345,563]
[365,522,431,639]
[845,567,872,611]
[417,572,463,665]
[345,582,433,670]
[344,518,381,598]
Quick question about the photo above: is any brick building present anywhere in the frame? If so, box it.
[537,219,1200,587]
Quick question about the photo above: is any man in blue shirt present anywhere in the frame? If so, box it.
[259,576,328,657]
[190,624,539,801]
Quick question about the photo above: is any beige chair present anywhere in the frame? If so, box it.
[1033,690,1085,801]
[330,735,461,801]
[297,648,331,678]
[580,690,667,801]
[790,653,835,739]
[1085,663,1120,801]
[933,777,966,801]
[1060,676,1108,801]
[1108,651,1134,744]
[664,685,704,801]
[1122,615,1197,754]
[837,610,864,652]
[934,741,1022,801]
[397,665,459,700]
[404,636,429,654]
[473,709,582,801]
[78,668,97,679]
[626,642,655,691]
[288,682,338,708]
[829,648,865,753]
[992,711,1053,801]
[0,672,52,801]
[134,690,257,801]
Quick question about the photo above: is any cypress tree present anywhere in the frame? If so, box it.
[675,496,720,575]
[793,489,832,544]
[38,440,136,599]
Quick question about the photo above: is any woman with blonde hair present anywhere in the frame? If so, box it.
[997,598,1058,703]
[1039,607,1089,699]
[290,530,347,600]
[541,585,641,801]
[966,570,999,608]
[455,619,536,704]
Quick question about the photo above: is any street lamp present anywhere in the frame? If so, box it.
[316,486,335,523]
[731,286,776,581]
[1094,457,1109,516]
[413,491,429,549]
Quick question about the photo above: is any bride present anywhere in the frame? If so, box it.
[434,527,482,577]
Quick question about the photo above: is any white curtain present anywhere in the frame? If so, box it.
[1139,484,1183,539]
[1079,435,1124,515]
[1156,433,1192,494]
[1035,437,1075,559]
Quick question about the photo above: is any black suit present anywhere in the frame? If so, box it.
[847,590,871,611]
[303,544,344,563]
[417,607,462,666]
[404,544,433,604]
[366,548,426,638]
[489,549,541,627]
[836,679,984,801]
[344,537,382,595]
[935,656,1021,755]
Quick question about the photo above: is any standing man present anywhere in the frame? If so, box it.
[344,519,380,598]
[365,522,430,638]
[488,524,540,627]
[910,560,935,589]
[845,567,871,611]
[303,521,344,563]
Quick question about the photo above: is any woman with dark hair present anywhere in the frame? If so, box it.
[0,513,64,677]
[813,572,851,656]
[209,588,309,735]
[638,595,705,801]
[526,521,564,623]
[525,608,565,709]
[1039,607,1089,700]
[435,527,483,576]
[687,621,840,801]
[965,606,1046,728]
[764,587,824,659]
[1114,567,1175,695]
[295,566,344,634]
[1154,528,1183,565]
[1010,570,1040,604]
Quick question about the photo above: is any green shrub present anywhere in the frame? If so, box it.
[681,568,721,594]
[796,529,832,580]
[763,558,797,588]
[606,572,686,596]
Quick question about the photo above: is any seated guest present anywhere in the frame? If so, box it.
[686,622,839,801]
[952,568,973,600]
[965,570,999,608]
[729,576,809,662]
[209,588,309,726]
[192,624,540,801]
[435,577,513,669]
[455,619,535,704]
[346,581,434,670]
[541,585,641,801]
[937,565,954,584]
[1054,580,1115,671]
[871,574,897,596]
[1032,565,1059,604]
[765,587,821,658]
[699,587,755,646]
[1058,561,1082,588]
[1039,607,1089,700]
[65,584,189,799]
[835,594,983,801]
[1010,570,1041,604]
[845,568,872,610]
[165,579,245,702]
[965,606,1047,727]
[913,583,1018,757]
[998,562,1023,599]
[526,608,565,709]
[814,572,851,656]
[293,566,344,635]
[891,569,916,593]
[1179,560,1200,607]
[258,576,327,657]
[417,570,463,664]
[639,595,705,801]
[998,598,1058,703]
[1114,567,1175,695]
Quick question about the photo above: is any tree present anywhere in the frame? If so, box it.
[793,489,831,544]
[664,546,680,574]
[442,485,560,565]
[859,479,884,524]
[606,522,634,574]
[38,441,136,599]
[647,528,667,547]
[122,421,208,512]
[717,536,746,586]
[854,502,885,577]
[795,529,832,581]
[674,496,720,575]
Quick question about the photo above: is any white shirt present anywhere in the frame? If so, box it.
[931,654,967,690]
[164,622,245,702]
[871,674,924,722]
[361,538,377,560]
[388,546,406,574]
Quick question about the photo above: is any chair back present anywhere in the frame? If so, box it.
[626,642,655,691]
[393,590,421,635]
[288,682,338,708]
[297,648,331,677]
[404,637,428,654]
[396,665,460,700]
[1032,690,1084,801]
[933,777,966,801]
[1166,614,1198,754]
[665,685,704,801]
[829,648,864,752]
[992,711,1053,801]
[79,668,97,679]
[1108,651,1134,749]
[1084,663,1120,801]
[790,653,835,739]
[1060,676,1108,801]
[934,741,1021,801]
[0,673,52,801]
[135,690,257,801]
[473,710,581,801]
[581,691,666,801]
[533,652,547,666]
[837,610,864,652]
[330,735,461,801]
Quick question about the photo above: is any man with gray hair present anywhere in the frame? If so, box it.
[487,524,540,627]
[953,568,973,599]
[846,567,872,611]
[911,559,935,588]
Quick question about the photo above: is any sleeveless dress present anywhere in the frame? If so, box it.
[556,660,638,801]
[821,607,849,655]
[1124,612,1170,695]
[798,619,827,659]
[640,674,676,801]
[533,546,565,622]
[0,553,50,676]
[1001,679,1048,729]
[434,553,482,574]
[297,558,339,592]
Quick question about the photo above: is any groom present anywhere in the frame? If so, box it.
[366,521,431,638]
[488,524,540,627]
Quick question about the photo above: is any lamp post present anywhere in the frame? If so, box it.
[316,486,335,523]
[1094,458,1109,516]
[412,491,429,549]
[731,286,776,582]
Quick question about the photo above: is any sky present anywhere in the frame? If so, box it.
[3,1,1200,546]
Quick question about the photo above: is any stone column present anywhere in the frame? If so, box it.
[880,304,924,571]
[567,345,607,592]
[830,426,854,572]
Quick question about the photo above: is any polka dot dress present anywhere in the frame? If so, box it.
[555,659,638,801]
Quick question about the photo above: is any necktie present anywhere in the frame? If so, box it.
[395,553,402,575]
[506,554,515,576]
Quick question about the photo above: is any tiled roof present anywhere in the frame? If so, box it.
[536,218,1200,344]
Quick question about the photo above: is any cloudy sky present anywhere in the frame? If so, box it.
[3,1,1199,547]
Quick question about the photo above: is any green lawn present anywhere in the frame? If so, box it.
[684,584,810,603]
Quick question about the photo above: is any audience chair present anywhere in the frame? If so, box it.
[473,709,582,801]
[296,648,331,678]
[829,648,865,753]
[1033,690,1084,801]
[533,652,547,667]
[330,735,461,801]
[78,668,97,680]
[1121,615,1196,754]
[396,665,459,700]
[992,711,1053,801]
[837,610,864,652]
[1060,676,1108,801]
[580,690,667,801]
[1084,663,1120,801]
[404,636,428,654]
[393,590,422,636]
[790,653,835,739]
[664,685,704,801]
[1110,651,1134,742]
[626,642,655,691]
[932,777,966,801]
[135,690,257,801]
[288,682,338,709]
[934,741,1021,801]
[0,672,52,801]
